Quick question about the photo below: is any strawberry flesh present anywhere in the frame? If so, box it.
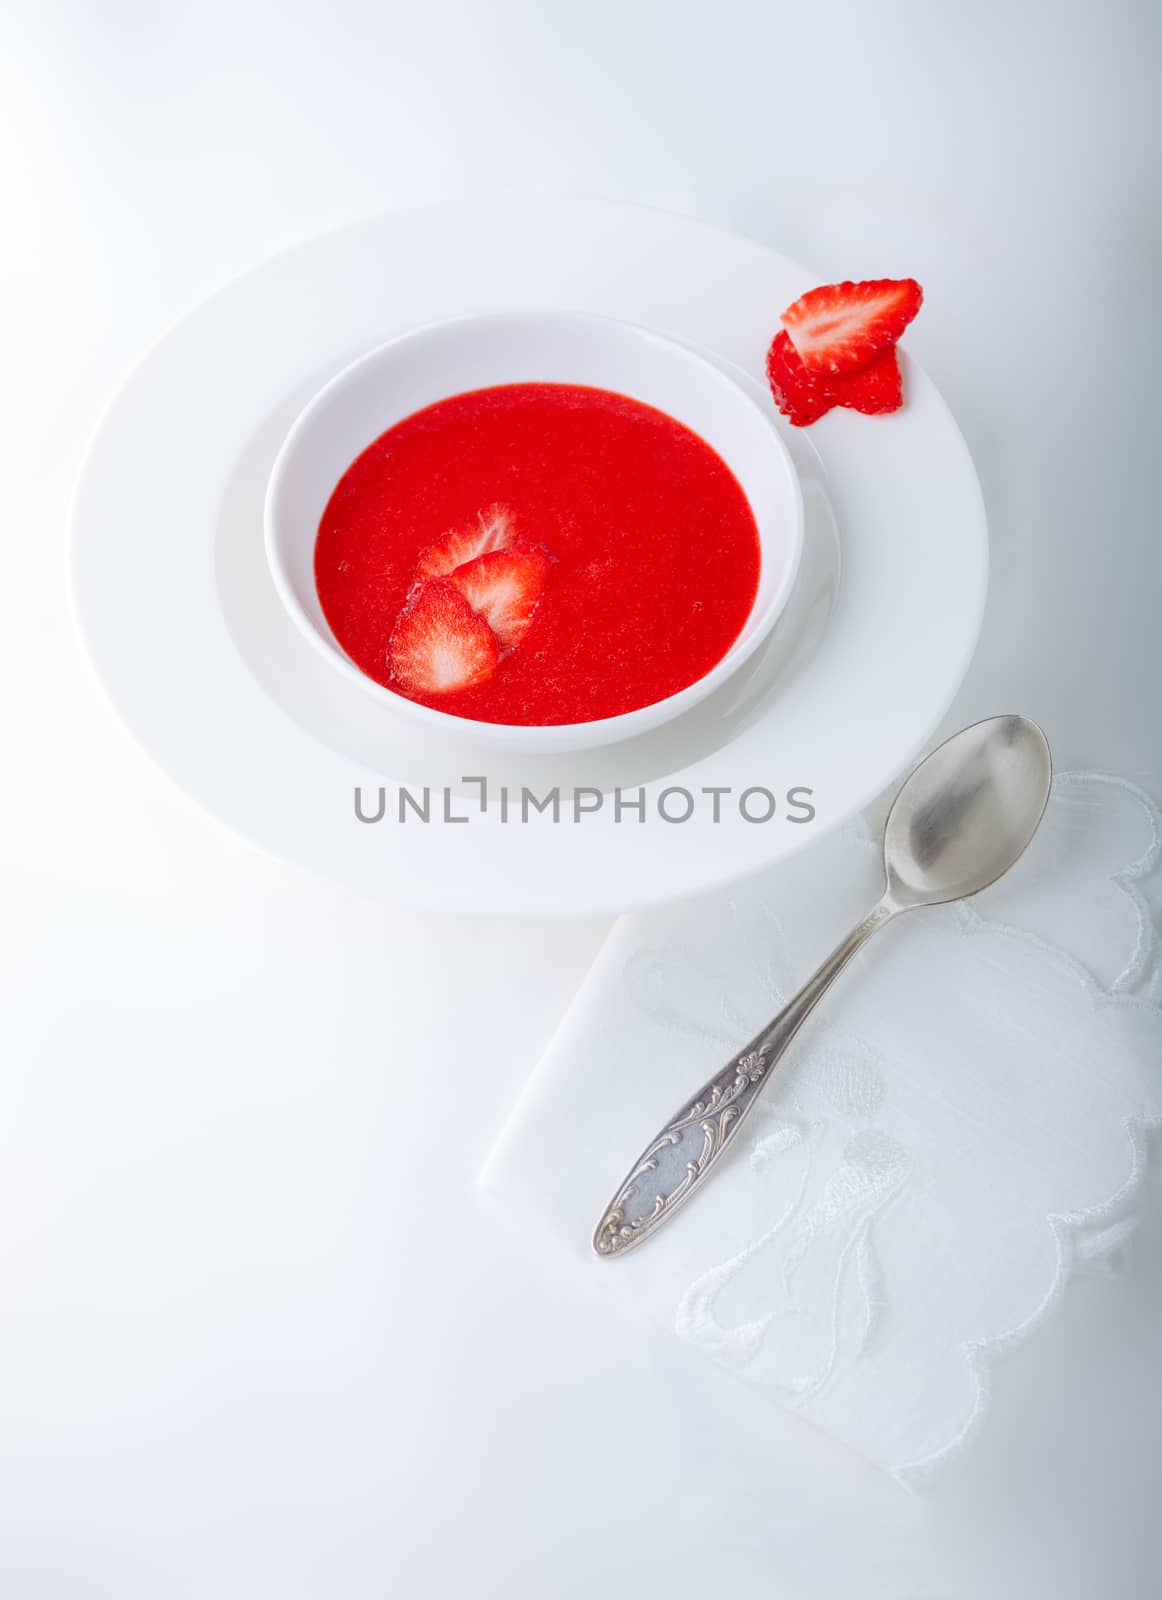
[387,579,499,695]
[448,546,551,651]
[415,503,515,581]
[781,278,922,376]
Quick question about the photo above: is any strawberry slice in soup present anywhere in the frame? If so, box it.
[447,546,551,651]
[415,504,515,581]
[387,579,499,695]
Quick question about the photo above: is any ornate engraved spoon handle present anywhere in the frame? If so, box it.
[593,899,895,1257]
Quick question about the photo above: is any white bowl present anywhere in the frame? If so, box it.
[264,310,803,751]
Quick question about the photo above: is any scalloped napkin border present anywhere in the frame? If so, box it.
[479,772,1162,1484]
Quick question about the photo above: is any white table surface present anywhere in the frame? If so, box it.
[3,3,1160,1594]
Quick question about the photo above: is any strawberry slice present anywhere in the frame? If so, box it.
[766,330,834,426]
[387,579,499,695]
[415,503,515,581]
[766,331,903,426]
[831,345,902,414]
[781,278,922,376]
[447,546,551,651]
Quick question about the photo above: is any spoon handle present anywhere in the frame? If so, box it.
[592,899,895,1258]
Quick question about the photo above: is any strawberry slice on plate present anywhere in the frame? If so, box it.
[448,546,551,651]
[766,330,833,426]
[832,345,903,414]
[387,578,499,694]
[781,277,922,376]
[415,503,515,581]
[766,330,903,426]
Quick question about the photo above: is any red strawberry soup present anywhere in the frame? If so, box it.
[314,382,762,725]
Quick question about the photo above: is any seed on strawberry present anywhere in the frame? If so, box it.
[781,278,922,376]
[387,579,499,695]
[448,546,551,651]
[415,503,515,581]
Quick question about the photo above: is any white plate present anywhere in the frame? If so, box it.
[71,198,987,919]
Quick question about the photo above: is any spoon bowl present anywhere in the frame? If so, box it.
[882,715,1052,910]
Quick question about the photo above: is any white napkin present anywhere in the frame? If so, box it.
[480,771,1162,1483]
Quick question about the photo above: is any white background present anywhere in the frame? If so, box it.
[3,2,1160,1594]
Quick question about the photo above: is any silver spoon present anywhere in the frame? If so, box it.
[593,714,1052,1258]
